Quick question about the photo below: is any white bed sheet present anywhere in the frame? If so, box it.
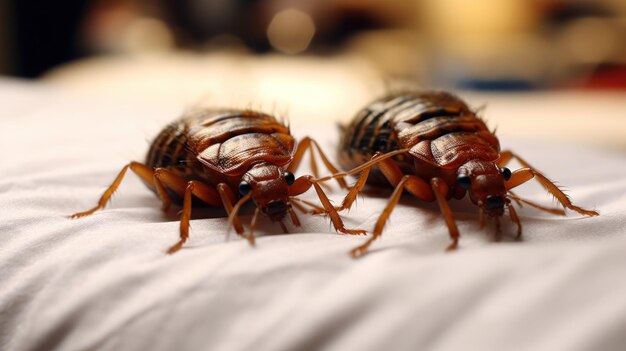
[1,78,626,351]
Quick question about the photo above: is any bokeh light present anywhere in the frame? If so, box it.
[266,9,316,54]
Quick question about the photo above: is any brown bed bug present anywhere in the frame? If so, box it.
[318,91,598,257]
[70,109,365,253]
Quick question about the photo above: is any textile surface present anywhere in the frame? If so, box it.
[1,78,626,351]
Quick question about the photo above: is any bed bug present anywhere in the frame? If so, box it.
[319,91,598,257]
[69,109,365,254]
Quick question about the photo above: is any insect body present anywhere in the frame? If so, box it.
[327,91,598,257]
[70,109,364,253]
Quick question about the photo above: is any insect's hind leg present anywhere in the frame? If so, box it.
[69,162,156,218]
[500,150,598,217]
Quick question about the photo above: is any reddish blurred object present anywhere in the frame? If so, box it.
[581,65,626,90]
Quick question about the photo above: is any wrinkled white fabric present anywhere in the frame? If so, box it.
[1,79,626,351]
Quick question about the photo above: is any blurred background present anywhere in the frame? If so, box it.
[1,0,625,149]
[1,0,625,88]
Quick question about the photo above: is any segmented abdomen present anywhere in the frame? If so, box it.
[146,119,191,173]
[146,110,293,180]
[338,91,500,174]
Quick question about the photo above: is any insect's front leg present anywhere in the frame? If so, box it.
[150,169,224,254]
[500,150,599,217]
[314,150,444,257]
[216,183,252,245]
[289,176,366,236]
[349,173,436,258]
[336,152,463,257]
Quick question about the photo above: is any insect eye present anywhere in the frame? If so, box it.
[238,181,252,196]
[284,172,295,185]
[457,175,471,190]
[501,167,512,181]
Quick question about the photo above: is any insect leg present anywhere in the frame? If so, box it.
[153,174,172,211]
[249,207,261,236]
[496,150,516,168]
[507,192,565,215]
[350,174,434,258]
[499,150,597,216]
[290,199,312,214]
[290,176,367,236]
[337,151,432,212]
[335,159,373,212]
[498,150,546,171]
[507,190,524,207]
[506,168,599,217]
[507,202,522,239]
[151,171,223,254]
[166,182,195,254]
[314,149,409,183]
[288,137,348,189]
[318,151,404,211]
[288,207,301,227]
[69,161,155,218]
[217,183,252,245]
[430,178,460,251]
[153,168,222,209]
[288,176,313,196]
[290,197,325,214]
[498,150,550,170]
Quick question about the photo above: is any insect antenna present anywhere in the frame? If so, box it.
[508,192,565,215]
[226,192,253,238]
[249,207,261,239]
